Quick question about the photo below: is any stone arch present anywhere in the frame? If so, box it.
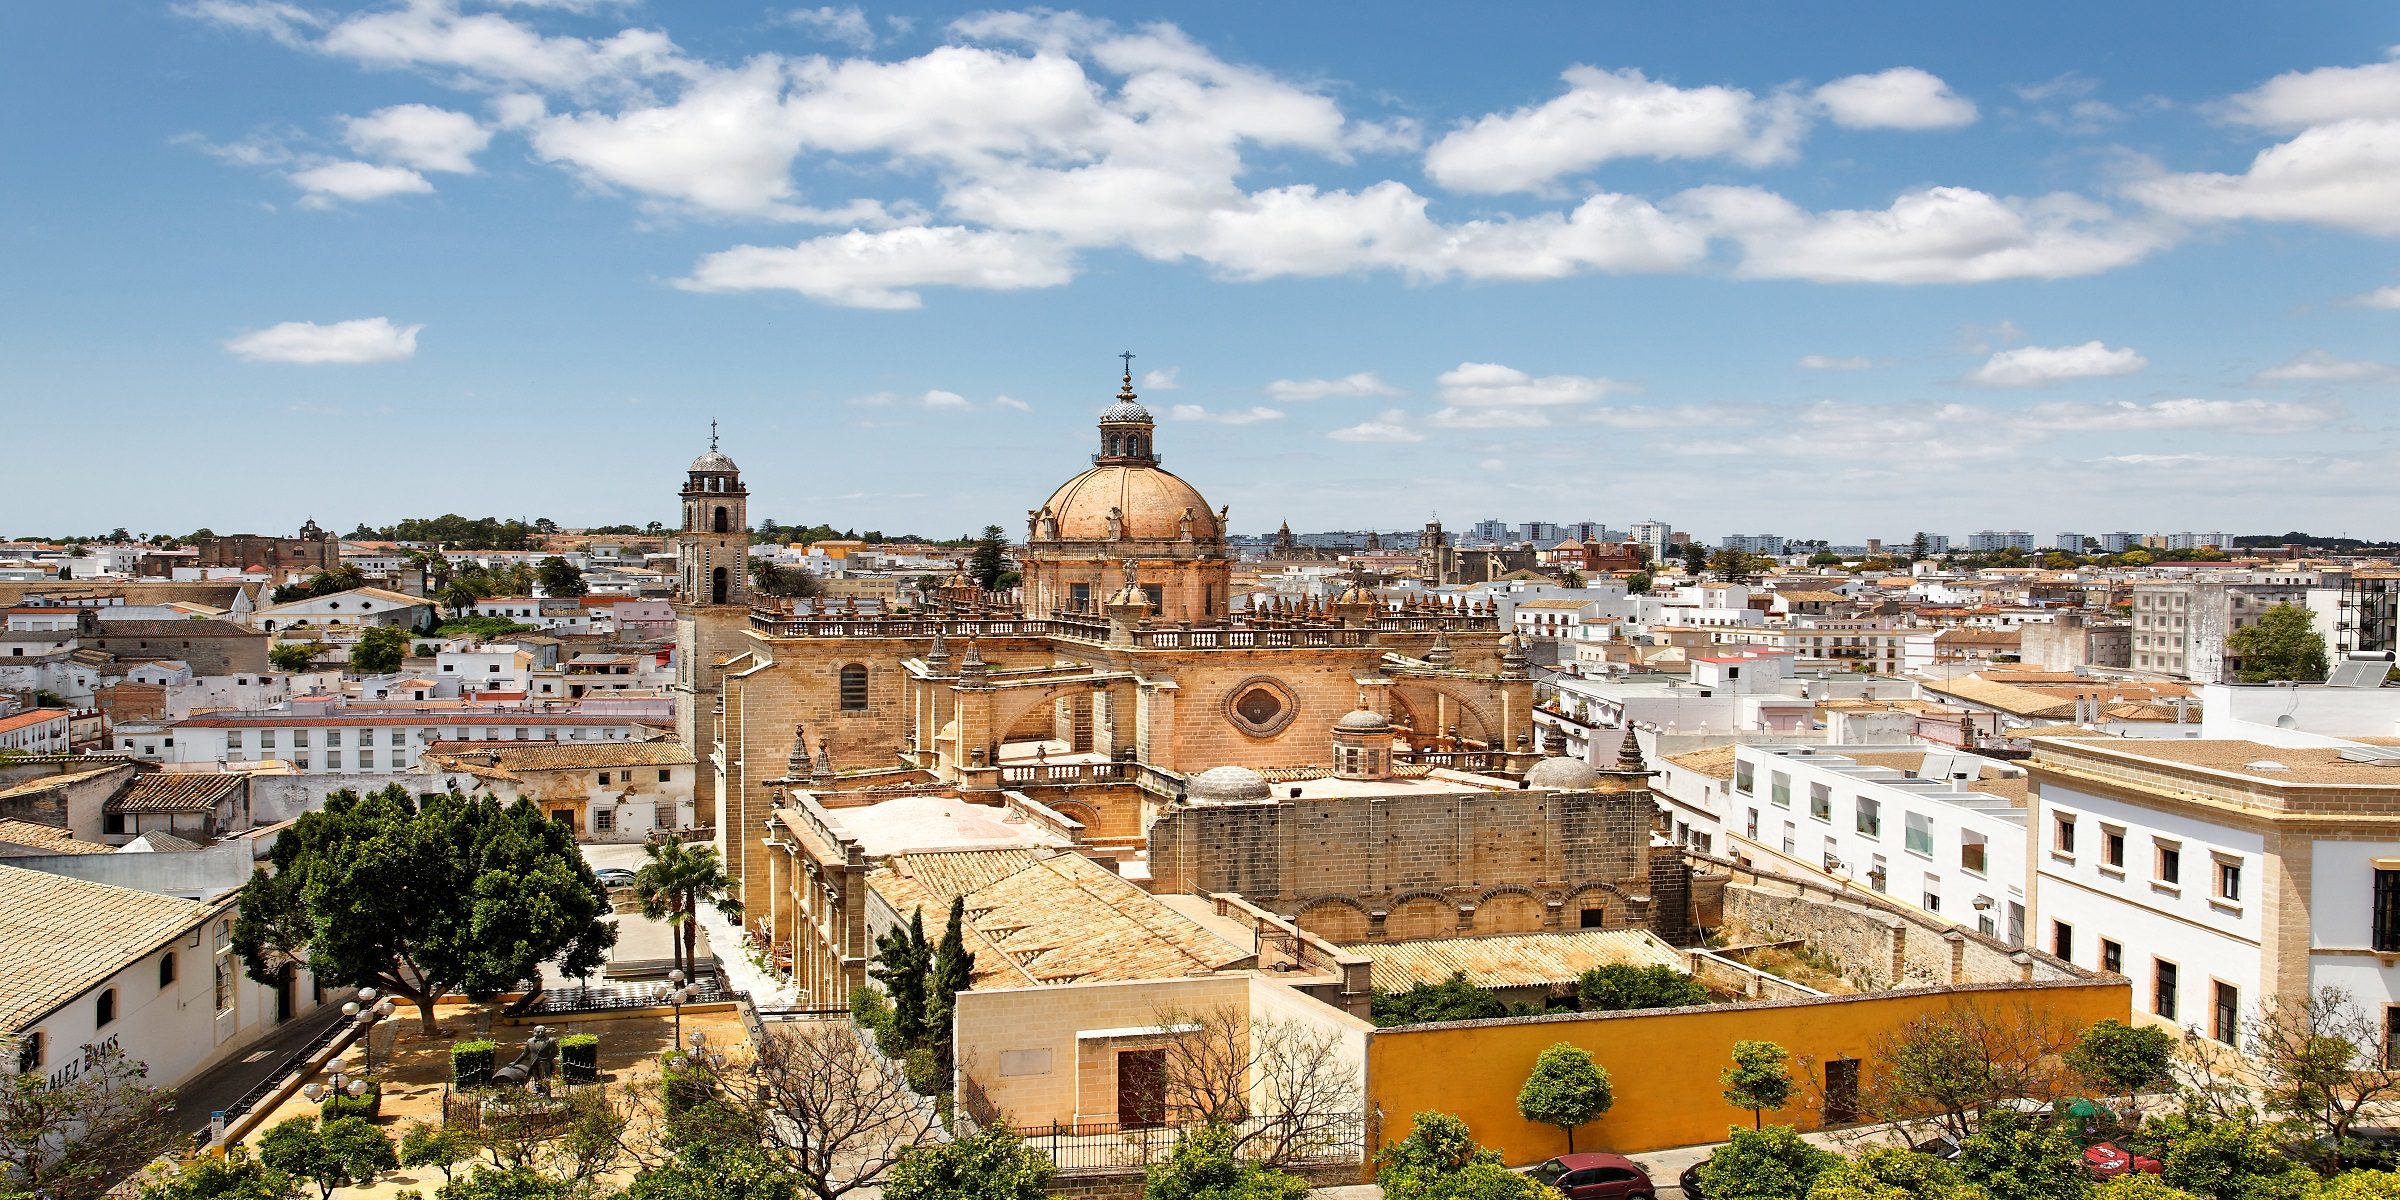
[1293,896,1371,943]
[1566,882,1624,929]
[984,681,1100,751]
[1389,680,1504,747]
[1047,799,1100,835]
[1382,892,1456,941]
[1474,886,1545,934]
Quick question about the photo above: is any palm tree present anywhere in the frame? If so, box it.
[437,579,481,619]
[634,839,743,980]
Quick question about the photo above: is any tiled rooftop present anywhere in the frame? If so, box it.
[1344,928,1686,992]
[0,864,208,1033]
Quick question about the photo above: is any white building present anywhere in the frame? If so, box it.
[1965,530,2036,554]
[250,586,431,634]
[112,707,665,773]
[1720,534,1786,555]
[436,646,535,696]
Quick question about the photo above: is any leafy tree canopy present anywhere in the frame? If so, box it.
[1517,1043,1613,1153]
[1371,974,1510,1027]
[2229,603,2329,684]
[1696,1125,1839,1200]
[1143,1123,1309,1200]
[1723,1040,1797,1127]
[1576,964,1709,1012]
[883,1126,1051,1200]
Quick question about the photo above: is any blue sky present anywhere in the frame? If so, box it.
[5,3,2399,542]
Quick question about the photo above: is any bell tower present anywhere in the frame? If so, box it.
[674,425,752,821]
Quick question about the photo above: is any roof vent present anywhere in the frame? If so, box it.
[2244,760,2290,772]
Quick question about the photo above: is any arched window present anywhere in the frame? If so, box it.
[713,506,730,533]
[159,952,177,989]
[96,988,118,1027]
[839,664,869,711]
[711,567,729,605]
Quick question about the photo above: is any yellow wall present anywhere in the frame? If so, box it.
[1368,980,2128,1164]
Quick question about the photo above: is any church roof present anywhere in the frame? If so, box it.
[689,449,738,473]
[1036,464,1219,543]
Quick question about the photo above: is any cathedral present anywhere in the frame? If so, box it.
[672,367,1551,926]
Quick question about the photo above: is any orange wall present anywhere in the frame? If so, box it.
[1368,980,2128,1164]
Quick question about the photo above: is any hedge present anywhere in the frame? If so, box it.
[561,1034,599,1085]
[319,1079,381,1121]
[452,1040,497,1090]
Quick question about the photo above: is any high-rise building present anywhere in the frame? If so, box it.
[2051,533,2085,553]
[1719,533,1786,555]
[1966,530,2036,553]
[2100,532,2140,553]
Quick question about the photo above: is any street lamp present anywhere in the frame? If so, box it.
[665,968,700,1047]
[301,1054,370,1105]
[344,987,398,1073]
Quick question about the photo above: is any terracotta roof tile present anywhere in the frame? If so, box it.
[0,864,209,1033]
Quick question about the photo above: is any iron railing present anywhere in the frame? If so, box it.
[517,978,730,1015]
[1009,1113,1365,1174]
[215,1013,354,1126]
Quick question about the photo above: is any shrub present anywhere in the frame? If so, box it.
[1697,1125,1838,1200]
[901,1046,943,1096]
[319,1079,380,1122]
[1575,963,1709,1012]
[1144,1123,1308,1200]
[559,1034,599,1084]
[452,1040,497,1090]
[885,1126,1053,1200]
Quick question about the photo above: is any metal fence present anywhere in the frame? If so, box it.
[1008,1113,1365,1174]
[516,977,731,1015]
[215,1012,354,1126]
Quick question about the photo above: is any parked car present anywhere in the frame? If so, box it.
[594,867,638,888]
[1910,1133,1965,1161]
[1531,1153,1657,1200]
[2082,1142,2161,1179]
[2312,1126,2400,1171]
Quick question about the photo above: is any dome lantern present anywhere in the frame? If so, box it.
[1096,353,1157,466]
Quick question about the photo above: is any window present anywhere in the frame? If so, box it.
[658,769,672,783]
[2155,960,2179,1020]
[2212,982,2239,1047]
[2216,858,2243,903]
[2156,841,2182,886]
[2103,826,2127,870]
[839,664,870,711]
[1579,907,1605,929]
[596,771,609,785]
[2054,814,2077,855]
[159,952,177,989]
[1781,822,1796,854]
[1735,761,1755,795]
[1770,771,1791,809]
[1745,810,1760,840]
[214,958,233,1013]
[1905,813,1934,856]
[1962,830,1989,875]
[595,808,615,832]
[15,1031,41,1074]
[1868,855,1888,893]
[96,988,118,1027]
[2379,870,2400,953]
[1856,797,1882,838]
[1809,782,1832,822]
[2053,921,2074,962]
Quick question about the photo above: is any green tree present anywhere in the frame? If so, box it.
[620,1141,798,1200]
[633,838,744,982]
[1696,1125,1839,1200]
[137,1146,299,1200]
[750,558,822,599]
[1558,569,1585,588]
[2229,602,2330,683]
[870,909,934,1049]
[2088,1180,2207,1200]
[438,579,486,619]
[433,1167,575,1200]
[1143,1123,1308,1200]
[1956,1108,2090,1200]
[1723,1040,1797,1128]
[1516,1043,1613,1154]
[534,557,587,598]
[350,626,410,675]
[925,895,977,1073]
[234,785,615,1032]
[883,1126,1052,1200]
[1626,572,1651,595]
[1369,973,1509,1027]
[968,526,1009,592]
[1809,551,1843,566]
[2317,1173,2400,1200]
[1708,549,1761,581]
[1,1046,180,1200]
[258,1115,398,1200]
[398,1122,475,1185]
[2067,1020,2176,1110]
[1575,964,1709,1012]
[2142,1106,2309,1200]
[1805,1146,1975,1200]
[270,643,324,673]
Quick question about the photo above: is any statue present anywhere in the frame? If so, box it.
[1027,509,1042,541]
[1105,506,1123,540]
[1122,557,1140,589]
[1178,507,1195,539]
[1217,504,1229,531]
[1041,507,1059,539]
[492,1025,562,1094]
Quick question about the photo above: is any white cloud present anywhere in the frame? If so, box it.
[1167,404,1282,425]
[2009,397,2331,432]
[312,1,692,93]
[675,226,1077,309]
[528,58,814,217]
[1264,372,1402,402]
[1796,354,1874,371]
[1425,66,1803,193]
[851,387,1031,413]
[1141,367,1180,391]
[1687,185,2168,283]
[1813,68,1977,130]
[784,6,876,50]
[2251,349,2400,384]
[1327,409,1421,443]
[1435,361,1637,407]
[2125,119,2400,236]
[288,160,434,204]
[1963,341,2148,387]
[2222,59,2400,131]
[1427,407,1552,429]
[2350,284,2400,309]
[174,0,320,47]
[225,317,422,364]
[343,103,490,172]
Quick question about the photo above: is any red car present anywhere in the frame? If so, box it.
[2082,1142,2162,1179]
[1531,1153,1658,1200]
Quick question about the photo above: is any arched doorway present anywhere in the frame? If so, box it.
[711,566,729,604]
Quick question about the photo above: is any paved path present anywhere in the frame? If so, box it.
[171,1003,350,1136]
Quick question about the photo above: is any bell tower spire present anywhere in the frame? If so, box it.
[1095,353,1157,466]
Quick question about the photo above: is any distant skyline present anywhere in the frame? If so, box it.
[4,3,2399,539]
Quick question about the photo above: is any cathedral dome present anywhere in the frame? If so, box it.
[1187,765,1271,804]
[1037,465,1220,542]
[690,449,738,473]
[1335,707,1392,733]
[1100,399,1153,423]
[1524,757,1598,791]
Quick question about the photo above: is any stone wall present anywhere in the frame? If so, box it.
[1717,875,2081,989]
[1148,786,1655,941]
